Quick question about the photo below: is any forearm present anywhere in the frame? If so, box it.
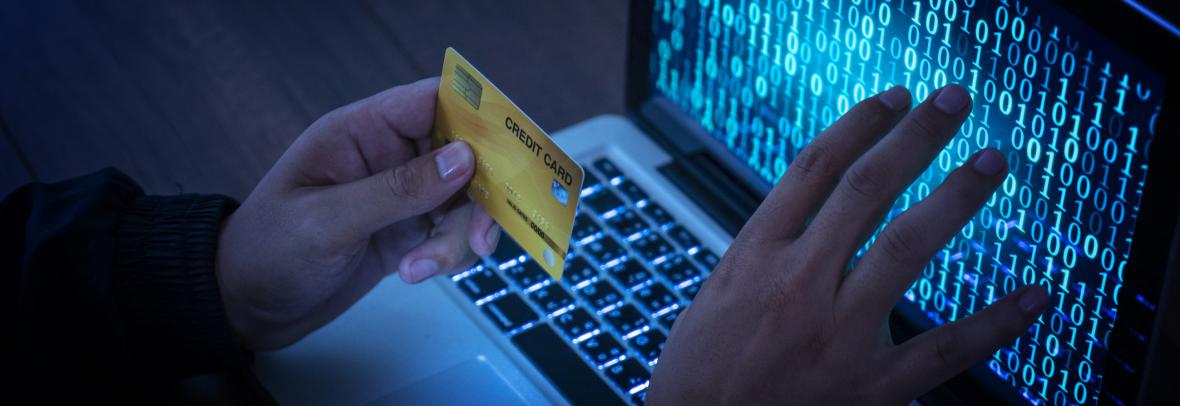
[7,169,246,401]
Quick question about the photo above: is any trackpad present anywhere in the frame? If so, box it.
[366,357,527,406]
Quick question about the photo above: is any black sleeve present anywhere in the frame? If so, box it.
[5,168,246,401]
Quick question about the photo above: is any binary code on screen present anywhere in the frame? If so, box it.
[647,0,1164,404]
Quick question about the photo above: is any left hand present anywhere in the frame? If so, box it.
[647,85,1047,404]
[215,78,499,350]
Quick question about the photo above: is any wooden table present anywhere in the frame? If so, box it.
[0,0,627,199]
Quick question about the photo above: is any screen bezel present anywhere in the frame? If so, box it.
[623,0,1180,403]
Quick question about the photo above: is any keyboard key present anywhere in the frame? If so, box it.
[457,267,508,301]
[608,259,653,290]
[654,255,701,286]
[594,158,624,180]
[511,325,624,406]
[666,225,701,249]
[679,282,702,300]
[605,210,648,238]
[631,390,648,405]
[490,236,525,264]
[628,329,666,363]
[641,203,674,226]
[692,248,721,269]
[528,283,575,314]
[582,171,603,191]
[563,257,599,286]
[504,261,548,289]
[584,190,626,215]
[657,306,683,330]
[572,214,603,242]
[553,308,600,339]
[635,282,679,313]
[632,233,674,262]
[480,293,537,332]
[579,333,626,367]
[603,304,649,335]
[616,180,648,202]
[583,235,627,264]
[579,280,623,311]
[604,358,651,394]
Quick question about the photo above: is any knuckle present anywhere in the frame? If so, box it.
[853,94,894,118]
[844,164,890,200]
[947,183,982,211]
[906,109,946,142]
[789,143,838,185]
[998,301,1034,338]
[854,372,889,405]
[318,102,366,132]
[762,250,818,307]
[880,221,925,265]
[930,170,993,221]
[949,168,993,203]
[708,244,756,288]
[999,317,1027,340]
[323,105,351,122]
[444,254,478,275]
[765,276,801,310]
[935,326,966,368]
[314,106,346,126]
[387,164,425,201]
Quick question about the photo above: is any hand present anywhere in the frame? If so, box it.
[647,85,1049,405]
[215,78,499,350]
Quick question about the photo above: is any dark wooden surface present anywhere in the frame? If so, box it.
[0,0,627,199]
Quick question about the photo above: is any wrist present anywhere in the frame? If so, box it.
[214,209,314,351]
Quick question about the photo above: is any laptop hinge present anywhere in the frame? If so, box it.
[631,98,762,237]
[656,154,758,236]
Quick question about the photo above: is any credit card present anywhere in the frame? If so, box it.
[432,47,583,280]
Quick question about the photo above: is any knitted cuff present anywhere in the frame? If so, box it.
[113,193,245,380]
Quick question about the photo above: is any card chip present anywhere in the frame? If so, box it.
[451,65,483,110]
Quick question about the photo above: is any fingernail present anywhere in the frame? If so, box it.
[405,258,439,283]
[1018,286,1048,316]
[972,149,1006,176]
[484,224,501,252]
[878,86,910,111]
[934,85,970,114]
[435,142,472,180]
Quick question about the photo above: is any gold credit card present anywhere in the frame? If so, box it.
[432,47,583,280]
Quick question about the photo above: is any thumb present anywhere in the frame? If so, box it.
[332,141,475,234]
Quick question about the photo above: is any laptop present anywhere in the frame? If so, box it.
[254,0,1180,404]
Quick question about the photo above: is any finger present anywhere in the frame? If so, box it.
[325,141,474,236]
[399,203,482,283]
[467,203,500,257]
[350,76,441,142]
[288,77,442,183]
[889,285,1048,397]
[840,148,1007,320]
[800,85,973,271]
[738,87,911,243]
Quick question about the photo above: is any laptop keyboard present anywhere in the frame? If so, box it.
[451,156,720,405]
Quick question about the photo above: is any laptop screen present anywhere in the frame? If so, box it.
[644,0,1165,403]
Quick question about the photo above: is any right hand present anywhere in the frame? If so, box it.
[647,85,1048,405]
[216,78,500,350]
